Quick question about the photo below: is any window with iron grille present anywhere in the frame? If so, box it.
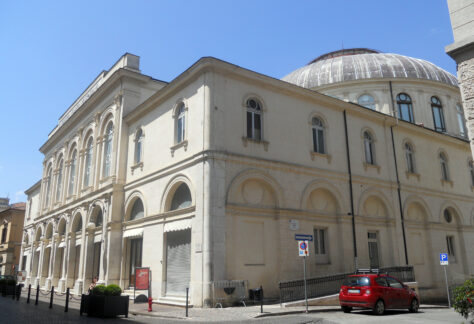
[313,228,329,264]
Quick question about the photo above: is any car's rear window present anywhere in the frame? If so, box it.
[343,276,371,287]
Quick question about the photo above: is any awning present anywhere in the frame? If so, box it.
[123,228,143,239]
[58,242,66,248]
[164,218,192,233]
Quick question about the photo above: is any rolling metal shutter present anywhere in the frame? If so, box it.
[166,229,191,296]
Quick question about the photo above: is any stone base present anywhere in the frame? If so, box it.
[58,278,66,292]
[73,279,84,295]
[25,277,31,287]
[33,277,40,288]
[44,278,52,291]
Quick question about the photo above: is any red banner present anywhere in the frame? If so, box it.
[135,267,150,290]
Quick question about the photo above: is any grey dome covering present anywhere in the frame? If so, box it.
[282,48,458,89]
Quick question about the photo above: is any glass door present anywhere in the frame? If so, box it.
[128,238,142,288]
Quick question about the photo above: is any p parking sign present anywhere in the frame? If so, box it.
[298,240,309,256]
[440,253,448,265]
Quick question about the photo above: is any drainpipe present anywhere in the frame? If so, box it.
[343,110,358,270]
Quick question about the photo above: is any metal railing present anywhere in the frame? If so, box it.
[279,266,415,304]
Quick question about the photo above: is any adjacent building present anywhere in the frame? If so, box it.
[21,50,474,306]
[0,198,26,276]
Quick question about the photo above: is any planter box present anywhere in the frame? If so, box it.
[80,294,129,318]
[0,285,16,296]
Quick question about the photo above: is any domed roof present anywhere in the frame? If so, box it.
[282,48,458,89]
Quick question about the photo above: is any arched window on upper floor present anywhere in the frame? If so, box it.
[456,104,467,138]
[358,94,375,110]
[405,143,415,173]
[440,152,449,181]
[397,93,414,123]
[176,103,186,144]
[68,148,77,196]
[44,165,52,208]
[134,128,144,164]
[130,198,144,221]
[83,136,94,188]
[363,131,375,165]
[246,98,262,141]
[311,117,325,154]
[469,160,474,187]
[431,97,446,132]
[55,157,64,202]
[102,122,114,177]
[170,183,192,211]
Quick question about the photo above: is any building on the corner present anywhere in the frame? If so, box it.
[0,198,26,276]
[21,50,474,306]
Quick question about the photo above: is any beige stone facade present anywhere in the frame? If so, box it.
[0,200,25,276]
[21,51,474,306]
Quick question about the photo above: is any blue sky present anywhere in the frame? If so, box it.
[0,1,456,203]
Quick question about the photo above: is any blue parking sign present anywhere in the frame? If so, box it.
[440,253,448,265]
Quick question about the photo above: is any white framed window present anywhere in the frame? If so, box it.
[313,228,329,264]
[83,136,94,188]
[246,98,262,141]
[176,103,186,144]
[102,122,113,177]
[358,94,375,110]
[446,236,456,261]
[431,96,446,132]
[55,158,64,202]
[134,128,144,164]
[440,152,449,181]
[405,143,415,173]
[469,160,474,187]
[312,117,325,154]
[68,149,77,196]
[456,104,467,137]
[44,165,52,208]
[364,131,375,165]
[397,93,414,123]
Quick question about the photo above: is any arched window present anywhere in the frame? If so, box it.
[1,224,7,243]
[102,122,113,177]
[311,117,325,154]
[358,94,375,110]
[456,104,467,137]
[246,98,262,141]
[469,160,474,187]
[396,93,414,123]
[74,216,83,233]
[170,183,192,211]
[431,97,446,132]
[83,136,93,187]
[130,199,144,220]
[176,103,186,144]
[44,166,52,208]
[68,149,77,196]
[364,131,375,165]
[55,158,64,202]
[440,152,449,181]
[134,128,143,164]
[95,209,103,227]
[405,143,415,173]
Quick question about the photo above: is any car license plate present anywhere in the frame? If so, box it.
[348,289,360,294]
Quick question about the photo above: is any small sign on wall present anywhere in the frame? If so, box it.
[289,219,299,231]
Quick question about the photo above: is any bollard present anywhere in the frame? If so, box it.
[27,284,31,304]
[49,286,54,308]
[260,285,263,314]
[12,285,16,300]
[185,288,189,317]
[16,285,21,301]
[64,288,69,312]
[35,285,39,305]
[148,297,152,312]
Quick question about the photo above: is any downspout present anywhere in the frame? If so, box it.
[389,81,409,265]
[343,110,357,270]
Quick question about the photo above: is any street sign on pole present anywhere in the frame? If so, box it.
[297,240,309,313]
[295,234,313,242]
[440,253,451,308]
[298,241,309,256]
[440,253,448,265]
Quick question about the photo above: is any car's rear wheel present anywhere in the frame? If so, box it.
[373,299,385,315]
[409,298,419,313]
[341,306,352,313]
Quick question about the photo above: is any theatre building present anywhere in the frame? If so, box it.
[21,50,474,306]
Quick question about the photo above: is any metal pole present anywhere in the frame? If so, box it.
[12,285,16,300]
[27,284,31,303]
[185,287,189,317]
[444,266,451,308]
[303,256,308,313]
[65,288,69,312]
[49,286,54,308]
[17,285,21,301]
[35,285,39,305]
[260,285,263,314]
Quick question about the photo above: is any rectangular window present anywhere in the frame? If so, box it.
[446,236,455,257]
[313,228,329,264]
[21,255,27,271]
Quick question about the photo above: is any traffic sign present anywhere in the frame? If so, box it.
[299,240,309,256]
[295,234,313,241]
[440,253,449,265]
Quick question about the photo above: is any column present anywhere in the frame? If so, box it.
[58,233,70,292]
[35,240,45,287]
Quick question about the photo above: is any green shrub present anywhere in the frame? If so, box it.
[6,279,16,286]
[104,284,121,296]
[92,285,106,296]
[453,279,474,320]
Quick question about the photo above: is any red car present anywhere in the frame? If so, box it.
[339,272,419,315]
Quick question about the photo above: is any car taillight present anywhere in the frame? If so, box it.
[365,289,371,295]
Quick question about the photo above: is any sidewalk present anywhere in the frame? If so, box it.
[129,302,450,322]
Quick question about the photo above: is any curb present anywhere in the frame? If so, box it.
[130,310,188,319]
[254,308,341,318]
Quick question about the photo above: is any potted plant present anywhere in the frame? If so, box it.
[1,279,16,296]
[452,279,474,322]
[80,284,129,318]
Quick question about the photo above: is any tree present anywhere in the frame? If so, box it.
[453,279,474,322]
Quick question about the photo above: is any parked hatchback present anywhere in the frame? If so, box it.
[339,272,419,315]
